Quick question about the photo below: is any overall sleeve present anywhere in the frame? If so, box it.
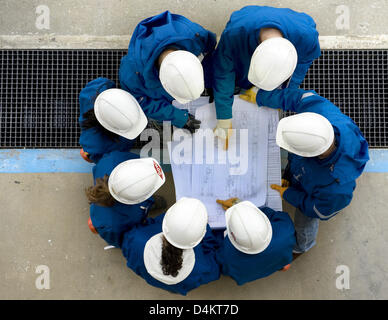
[288,61,314,89]
[283,181,355,220]
[288,20,321,88]
[256,88,317,111]
[212,33,237,119]
[288,43,320,89]
[95,225,119,248]
[200,31,217,89]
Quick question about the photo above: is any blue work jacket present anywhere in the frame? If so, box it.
[79,78,134,163]
[257,88,369,220]
[119,11,217,127]
[213,5,320,119]
[121,213,221,295]
[215,207,295,285]
[90,151,154,247]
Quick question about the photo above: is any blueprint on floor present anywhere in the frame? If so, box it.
[169,96,282,229]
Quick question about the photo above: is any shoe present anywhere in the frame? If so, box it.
[88,217,98,234]
[80,148,93,163]
[281,264,291,271]
[150,195,167,211]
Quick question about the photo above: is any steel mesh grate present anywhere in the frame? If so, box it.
[0,49,387,148]
[300,50,387,148]
[0,50,125,148]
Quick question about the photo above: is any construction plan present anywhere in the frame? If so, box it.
[169,96,282,229]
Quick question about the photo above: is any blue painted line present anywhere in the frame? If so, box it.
[0,149,173,173]
[364,149,388,173]
[0,148,387,173]
[0,149,93,173]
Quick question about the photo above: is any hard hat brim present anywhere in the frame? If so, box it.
[225,201,272,255]
[248,38,298,91]
[162,197,208,250]
[108,158,166,205]
[94,89,148,141]
[276,114,335,157]
[119,109,148,140]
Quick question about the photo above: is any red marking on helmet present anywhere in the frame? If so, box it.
[231,231,237,242]
[153,161,164,180]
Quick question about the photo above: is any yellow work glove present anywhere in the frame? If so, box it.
[239,87,259,104]
[216,197,240,211]
[281,179,290,188]
[270,184,288,200]
[213,119,233,151]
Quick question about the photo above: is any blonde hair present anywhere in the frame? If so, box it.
[85,175,115,207]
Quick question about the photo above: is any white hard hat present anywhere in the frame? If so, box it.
[225,201,272,255]
[248,37,298,91]
[143,233,195,285]
[162,197,208,249]
[276,112,335,157]
[94,88,147,140]
[159,50,204,104]
[108,157,165,204]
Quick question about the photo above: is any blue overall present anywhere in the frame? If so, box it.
[257,88,369,220]
[121,213,221,295]
[215,207,295,285]
[213,5,321,119]
[79,78,134,163]
[90,151,154,248]
[119,11,217,127]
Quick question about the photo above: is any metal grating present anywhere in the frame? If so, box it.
[0,50,125,148]
[0,49,387,148]
[300,50,387,148]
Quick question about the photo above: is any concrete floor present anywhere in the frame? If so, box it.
[0,171,387,299]
[1,0,388,48]
[1,0,388,36]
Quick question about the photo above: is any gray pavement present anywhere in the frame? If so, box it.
[0,172,387,299]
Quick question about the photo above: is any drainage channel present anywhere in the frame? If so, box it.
[0,49,387,148]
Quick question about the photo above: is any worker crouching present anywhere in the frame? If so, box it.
[119,11,217,133]
[85,151,166,248]
[256,88,369,256]
[215,200,295,285]
[213,5,321,149]
[120,198,221,295]
[79,78,147,163]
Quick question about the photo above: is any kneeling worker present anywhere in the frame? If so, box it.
[213,5,321,148]
[121,198,221,295]
[254,88,370,257]
[119,11,217,133]
[79,78,147,163]
[215,199,295,285]
[85,151,166,248]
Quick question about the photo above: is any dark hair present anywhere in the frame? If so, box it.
[80,109,119,142]
[155,47,178,70]
[85,175,115,207]
[160,235,183,277]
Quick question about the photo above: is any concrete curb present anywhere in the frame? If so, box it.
[1,34,388,49]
